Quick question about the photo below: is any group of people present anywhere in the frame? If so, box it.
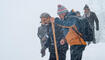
[37,4,99,60]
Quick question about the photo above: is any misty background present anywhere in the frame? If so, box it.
[0,0,105,60]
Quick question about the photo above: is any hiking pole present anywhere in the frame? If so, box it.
[51,21,59,60]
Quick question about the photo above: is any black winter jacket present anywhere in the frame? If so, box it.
[84,12,99,30]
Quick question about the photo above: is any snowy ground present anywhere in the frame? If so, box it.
[42,43,105,60]
[82,43,105,60]
[0,0,105,60]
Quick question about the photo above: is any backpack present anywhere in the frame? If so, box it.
[65,24,87,46]
[74,17,94,42]
[57,11,93,43]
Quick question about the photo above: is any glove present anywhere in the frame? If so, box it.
[87,41,91,45]
[60,39,65,45]
[50,17,55,23]
[96,27,99,31]
[42,36,47,41]
[41,48,46,57]
[93,40,96,44]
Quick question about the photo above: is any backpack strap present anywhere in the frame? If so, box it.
[56,24,72,29]
[72,27,84,44]
[56,23,83,38]
[56,23,86,44]
[72,27,82,38]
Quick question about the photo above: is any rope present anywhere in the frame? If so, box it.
[56,24,72,29]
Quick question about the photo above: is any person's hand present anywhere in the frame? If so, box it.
[60,39,65,45]
[50,17,55,23]
[42,36,47,41]
[87,41,91,45]
[93,40,96,44]
[96,27,99,31]
[41,48,46,57]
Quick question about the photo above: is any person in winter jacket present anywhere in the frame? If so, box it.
[48,21,68,60]
[50,4,87,60]
[76,11,81,17]
[68,9,76,16]
[37,13,51,57]
[75,11,94,45]
[38,12,68,60]
[83,4,99,44]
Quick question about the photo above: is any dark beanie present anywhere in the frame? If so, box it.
[84,4,90,10]
[76,11,80,14]
[40,13,51,18]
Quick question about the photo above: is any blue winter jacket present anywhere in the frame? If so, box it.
[55,13,82,37]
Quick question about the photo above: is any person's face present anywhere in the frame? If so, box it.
[76,13,81,17]
[41,17,50,24]
[44,17,50,24]
[84,9,89,13]
[58,13,66,20]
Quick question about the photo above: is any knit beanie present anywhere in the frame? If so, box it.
[40,12,51,18]
[57,4,68,15]
[84,4,90,10]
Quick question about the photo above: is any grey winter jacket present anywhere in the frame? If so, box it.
[37,24,49,49]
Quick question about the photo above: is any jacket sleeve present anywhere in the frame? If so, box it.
[37,27,42,39]
[44,25,52,49]
[44,37,50,49]
[55,24,65,39]
[93,12,99,30]
[55,17,64,25]
[55,17,72,26]
[37,27,43,48]
[75,20,83,34]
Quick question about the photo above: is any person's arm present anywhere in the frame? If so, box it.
[55,17,64,25]
[50,17,66,26]
[37,27,42,39]
[60,32,66,45]
[93,13,99,31]
[44,37,50,49]
[44,25,52,49]
[73,18,82,34]
[37,27,43,47]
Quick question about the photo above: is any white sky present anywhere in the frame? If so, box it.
[0,0,105,60]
